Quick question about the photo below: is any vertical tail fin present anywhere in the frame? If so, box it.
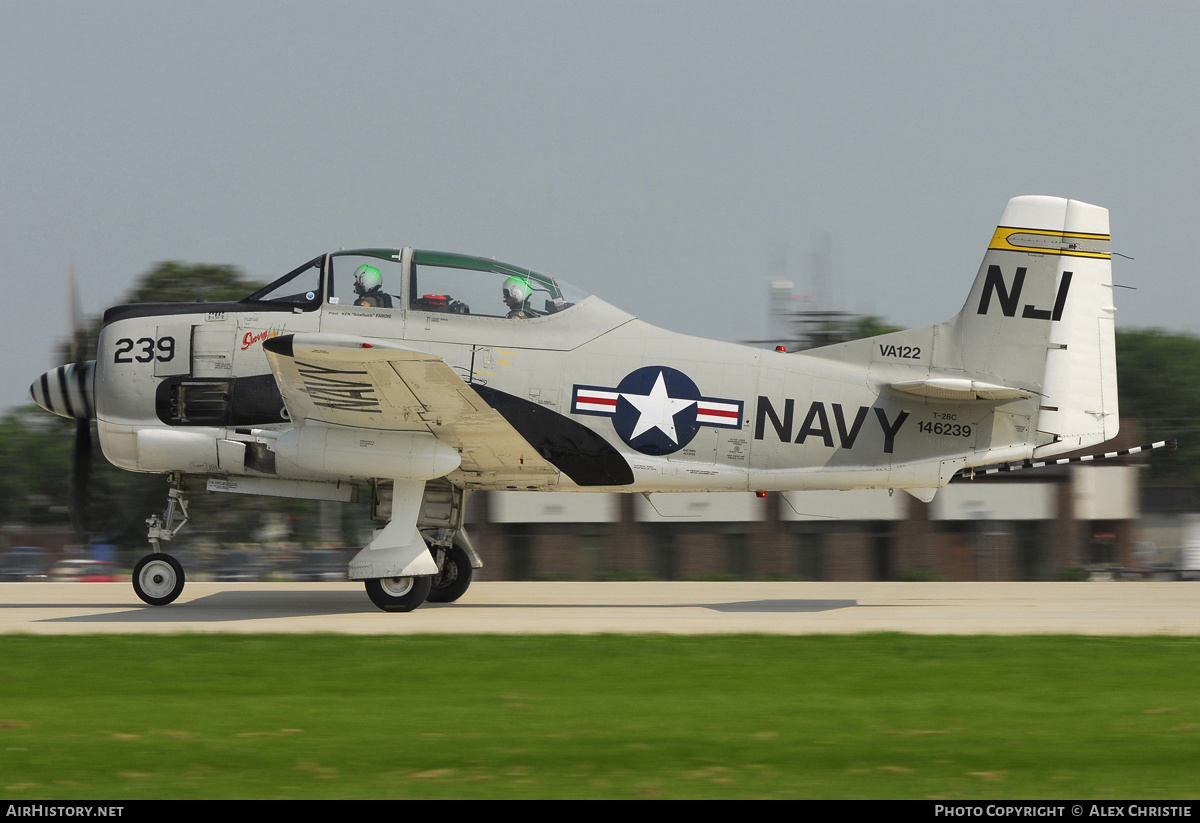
[805,195,1118,467]
[953,196,1118,455]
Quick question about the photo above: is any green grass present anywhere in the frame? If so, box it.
[1,634,1198,798]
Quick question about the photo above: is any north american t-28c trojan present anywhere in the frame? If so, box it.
[32,196,1125,611]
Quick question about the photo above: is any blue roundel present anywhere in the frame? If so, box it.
[612,366,703,455]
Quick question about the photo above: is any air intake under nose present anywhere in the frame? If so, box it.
[30,361,96,420]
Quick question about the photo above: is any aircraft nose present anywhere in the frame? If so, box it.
[30,361,96,420]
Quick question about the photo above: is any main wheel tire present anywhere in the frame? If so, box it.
[365,575,432,613]
[427,544,473,604]
[132,552,185,606]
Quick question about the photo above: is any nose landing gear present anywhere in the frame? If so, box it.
[134,478,189,606]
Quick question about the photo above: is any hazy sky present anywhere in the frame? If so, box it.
[3,1,1197,410]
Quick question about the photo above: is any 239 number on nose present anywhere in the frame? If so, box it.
[113,336,176,363]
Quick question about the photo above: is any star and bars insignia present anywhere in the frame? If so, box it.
[571,366,744,456]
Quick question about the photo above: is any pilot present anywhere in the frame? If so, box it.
[353,264,392,308]
[502,275,538,319]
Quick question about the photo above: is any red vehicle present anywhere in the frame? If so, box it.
[48,559,119,582]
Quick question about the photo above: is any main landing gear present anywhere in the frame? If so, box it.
[427,541,473,604]
[360,534,475,612]
[357,480,479,613]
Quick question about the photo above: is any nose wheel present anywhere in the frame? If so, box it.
[132,552,185,606]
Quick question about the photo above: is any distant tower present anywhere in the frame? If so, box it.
[810,232,831,311]
[751,232,860,352]
[767,238,794,343]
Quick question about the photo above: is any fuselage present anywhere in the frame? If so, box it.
[87,247,1025,497]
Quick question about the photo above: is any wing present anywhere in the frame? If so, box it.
[262,333,560,487]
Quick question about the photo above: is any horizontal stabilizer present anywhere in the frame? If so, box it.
[889,378,1035,402]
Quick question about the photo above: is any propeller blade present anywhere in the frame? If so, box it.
[69,259,84,367]
[71,418,92,537]
[67,260,92,541]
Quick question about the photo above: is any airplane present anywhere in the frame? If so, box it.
[31,195,1124,612]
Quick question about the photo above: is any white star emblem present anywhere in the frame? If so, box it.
[622,371,696,443]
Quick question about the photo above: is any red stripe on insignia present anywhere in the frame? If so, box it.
[574,389,620,414]
[697,405,739,418]
[577,394,617,406]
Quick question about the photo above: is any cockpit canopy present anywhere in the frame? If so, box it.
[241,249,591,319]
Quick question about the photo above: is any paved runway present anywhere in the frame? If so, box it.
[2,581,1198,634]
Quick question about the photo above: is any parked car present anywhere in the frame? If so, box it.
[1,546,51,581]
[48,559,119,582]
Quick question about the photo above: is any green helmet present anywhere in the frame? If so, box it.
[354,264,382,293]
[502,275,531,304]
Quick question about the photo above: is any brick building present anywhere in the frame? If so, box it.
[468,464,1140,582]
